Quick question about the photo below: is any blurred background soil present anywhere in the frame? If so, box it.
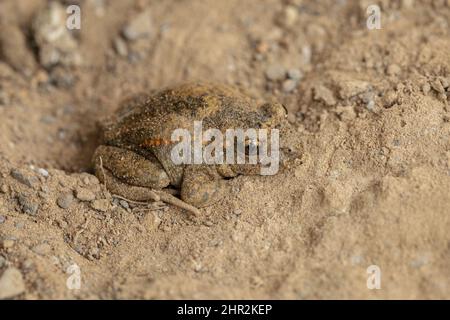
[0,0,449,299]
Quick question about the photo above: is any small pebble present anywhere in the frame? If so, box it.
[282,79,297,93]
[366,100,375,111]
[283,5,298,27]
[0,184,8,193]
[40,115,56,124]
[2,239,15,249]
[204,220,214,227]
[57,193,74,209]
[82,176,91,185]
[113,37,128,57]
[314,84,336,106]
[10,169,38,188]
[287,68,303,81]
[0,256,5,268]
[15,221,25,229]
[49,67,75,89]
[37,168,49,178]
[422,83,430,95]
[122,10,153,41]
[119,200,129,209]
[265,64,286,81]
[287,112,297,124]
[17,194,39,215]
[75,187,96,202]
[431,79,445,93]
[0,267,26,299]
[0,215,5,224]
[386,64,401,76]
[91,199,110,212]
[32,243,51,255]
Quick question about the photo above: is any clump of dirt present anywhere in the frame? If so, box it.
[0,0,449,299]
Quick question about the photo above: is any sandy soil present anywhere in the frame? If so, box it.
[0,0,449,299]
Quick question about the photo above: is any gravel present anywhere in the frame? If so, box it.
[113,37,128,57]
[282,79,297,93]
[265,64,286,81]
[122,10,153,41]
[32,243,51,255]
[287,68,303,81]
[91,199,110,212]
[17,194,39,215]
[0,267,26,299]
[10,169,38,188]
[119,200,129,209]
[75,187,96,202]
[37,168,49,178]
[32,1,82,69]
[0,184,7,193]
[57,193,74,209]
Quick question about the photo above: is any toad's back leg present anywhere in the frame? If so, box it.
[92,145,200,215]
[93,145,170,189]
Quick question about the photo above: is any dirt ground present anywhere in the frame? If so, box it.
[0,0,449,299]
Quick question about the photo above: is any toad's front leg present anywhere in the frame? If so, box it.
[181,165,225,208]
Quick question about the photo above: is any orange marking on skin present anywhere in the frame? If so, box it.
[140,137,178,147]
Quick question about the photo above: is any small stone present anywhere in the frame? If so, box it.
[287,68,303,81]
[75,187,96,202]
[119,200,129,209]
[287,113,297,124]
[283,5,298,27]
[386,64,401,76]
[233,209,242,216]
[0,256,5,268]
[122,10,153,41]
[0,22,37,76]
[314,84,336,106]
[2,239,15,249]
[49,66,75,88]
[337,80,371,99]
[38,191,49,199]
[15,222,25,230]
[282,79,297,93]
[0,89,10,106]
[82,176,90,185]
[32,243,51,255]
[431,79,445,93]
[438,93,447,102]
[0,184,7,193]
[265,64,286,81]
[37,168,49,178]
[10,169,38,188]
[366,100,375,111]
[57,193,74,209]
[335,105,356,121]
[40,115,56,124]
[0,215,5,224]
[90,176,100,185]
[91,199,110,212]
[113,37,128,57]
[32,1,82,68]
[17,194,39,215]
[142,212,161,230]
[0,267,26,299]
[204,220,214,227]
